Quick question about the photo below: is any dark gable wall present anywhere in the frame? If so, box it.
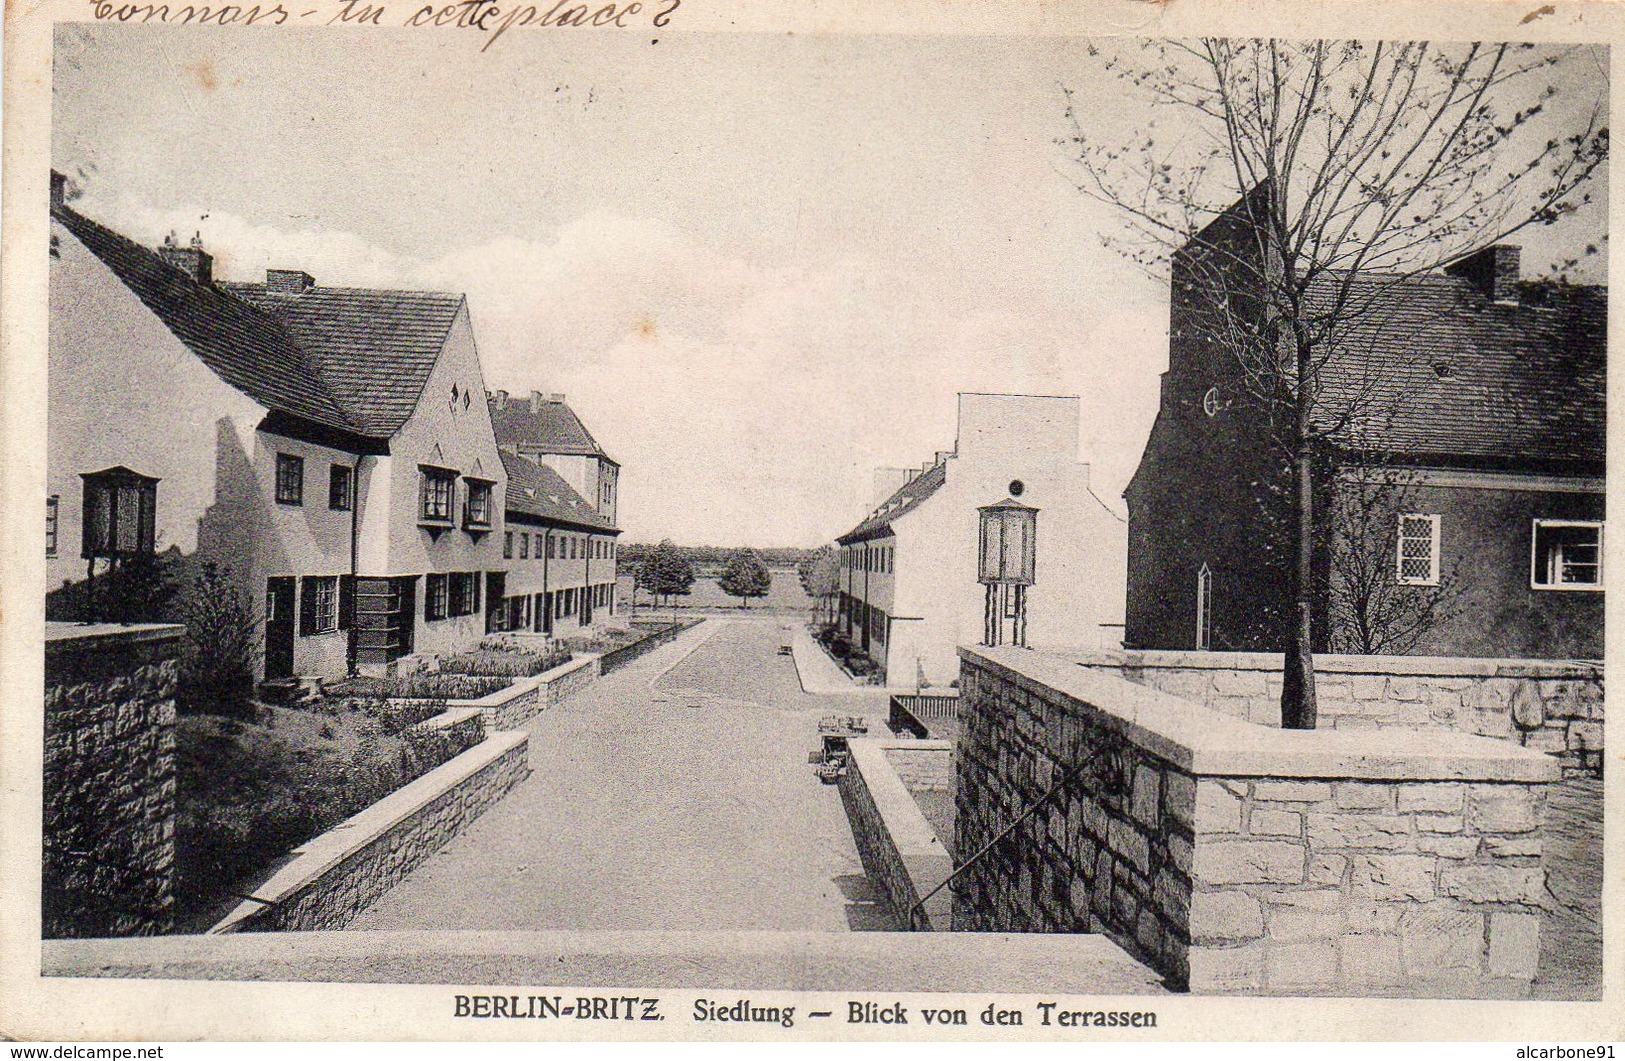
[1125,205,1296,652]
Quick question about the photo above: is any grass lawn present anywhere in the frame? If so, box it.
[172,703,417,932]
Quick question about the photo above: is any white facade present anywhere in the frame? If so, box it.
[838,393,1127,687]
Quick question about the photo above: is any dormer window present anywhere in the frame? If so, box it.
[464,477,494,530]
[80,467,158,559]
[419,465,457,525]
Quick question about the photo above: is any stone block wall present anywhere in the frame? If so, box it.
[43,624,184,938]
[1076,651,1602,775]
[840,740,953,930]
[213,730,530,933]
[538,655,600,710]
[956,645,1560,997]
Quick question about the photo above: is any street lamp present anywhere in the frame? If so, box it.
[979,498,1037,647]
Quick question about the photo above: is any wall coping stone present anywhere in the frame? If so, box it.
[961,646,1561,783]
[209,729,528,933]
[1060,646,1599,680]
[848,738,952,859]
[409,706,483,734]
[45,622,185,653]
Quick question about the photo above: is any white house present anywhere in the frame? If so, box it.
[489,391,621,632]
[47,171,507,682]
[494,451,621,635]
[834,393,1127,687]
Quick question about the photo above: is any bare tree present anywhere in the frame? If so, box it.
[1326,469,1470,655]
[1065,39,1606,727]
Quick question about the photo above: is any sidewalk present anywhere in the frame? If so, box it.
[790,624,890,700]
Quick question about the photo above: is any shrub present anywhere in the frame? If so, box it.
[176,563,260,720]
[385,672,511,701]
[438,646,571,678]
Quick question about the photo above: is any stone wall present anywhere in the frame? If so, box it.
[44,624,184,938]
[839,739,953,930]
[389,654,600,732]
[1073,650,1602,775]
[956,645,1560,997]
[211,730,530,933]
[537,654,600,710]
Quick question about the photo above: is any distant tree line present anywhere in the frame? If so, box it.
[618,542,822,569]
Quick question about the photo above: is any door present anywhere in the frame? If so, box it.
[264,577,296,680]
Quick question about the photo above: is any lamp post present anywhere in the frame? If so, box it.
[978,498,1037,647]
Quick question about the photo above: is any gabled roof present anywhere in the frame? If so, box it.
[500,451,619,533]
[1306,272,1605,471]
[52,204,359,436]
[223,284,464,438]
[837,461,947,545]
[490,396,616,463]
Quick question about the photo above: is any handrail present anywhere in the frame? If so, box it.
[905,744,1107,931]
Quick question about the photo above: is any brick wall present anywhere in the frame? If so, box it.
[44,624,184,938]
[839,740,953,930]
[956,645,1559,997]
[1076,650,1602,775]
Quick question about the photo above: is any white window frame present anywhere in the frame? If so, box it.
[312,576,338,634]
[1531,519,1604,592]
[1396,513,1442,587]
[1195,563,1213,650]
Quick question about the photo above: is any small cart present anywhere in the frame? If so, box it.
[809,716,869,782]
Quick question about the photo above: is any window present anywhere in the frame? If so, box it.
[46,496,58,557]
[328,464,353,511]
[419,466,456,523]
[425,573,449,620]
[1396,514,1441,586]
[80,467,158,558]
[447,572,480,617]
[276,454,304,505]
[504,531,514,560]
[464,478,494,529]
[547,535,557,559]
[1195,563,1213,650]
[300,575,338,635]
[519,533,530,560]
[1532,520,1603,590]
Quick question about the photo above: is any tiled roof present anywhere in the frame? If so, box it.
[224,283,464,437]
[837,461,947,544]
[1308,273,1605,470]
[490,397,615,462]
[500,451,619,532]
[52,205,359,436]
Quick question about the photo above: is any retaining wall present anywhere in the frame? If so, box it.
[211,729,530,933]
[598,622,695,673]
[43,624,184,938]
[956,645,1560,997]
[389,654,600,731]
[1071,650,1602,775]
[839,739,954,930]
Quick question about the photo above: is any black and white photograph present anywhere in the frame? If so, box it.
[1,0,1618,1043]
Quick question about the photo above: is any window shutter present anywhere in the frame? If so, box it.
[338,575,354,631]
[299,576,317,636]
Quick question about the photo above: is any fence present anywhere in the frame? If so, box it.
[889,692,961,740]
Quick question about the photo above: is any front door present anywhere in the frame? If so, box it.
[265,576,296,680]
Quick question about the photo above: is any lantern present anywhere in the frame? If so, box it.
[979,498,1037,646]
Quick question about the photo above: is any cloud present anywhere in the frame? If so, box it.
[73,193,1167,544]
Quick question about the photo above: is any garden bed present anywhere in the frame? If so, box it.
[811,623,885,684]
[172,695,483,933]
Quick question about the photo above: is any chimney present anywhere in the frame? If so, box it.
[530,391,566,412]
[872,467,910,508]
[1446,245,1521,304]
[265,268,314,295]
[492,390,509,410]
[935,450,954,466]
[158,231,213,286]
[50,170,66,210]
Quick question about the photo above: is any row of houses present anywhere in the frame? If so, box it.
[833,188,1603,687]
[46,171,623,685]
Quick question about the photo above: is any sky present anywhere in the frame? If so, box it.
[52,28,1608,546]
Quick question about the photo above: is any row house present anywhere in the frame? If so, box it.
[47,171,508,682]
[834,393,1127,688]
[1125,184,1605,659]
[488,390,621,632]
[491,451,621,635]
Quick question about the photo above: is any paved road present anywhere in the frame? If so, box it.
[354,618,897,932]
